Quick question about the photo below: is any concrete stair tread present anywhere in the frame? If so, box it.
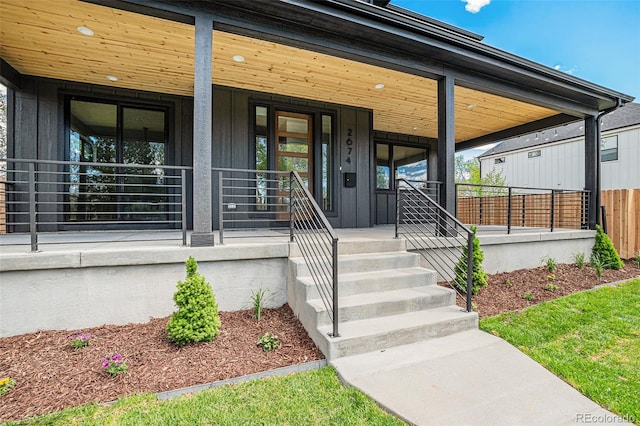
[308,285,453,311]
[290,250,419,264]
[297,266,433,286]
[318,306,475,341]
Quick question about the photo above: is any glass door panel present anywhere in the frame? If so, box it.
[69,100,117,222]
[275,111,313,217]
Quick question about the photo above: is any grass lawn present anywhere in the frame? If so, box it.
[480,278,640,423]
[5,367,405,426]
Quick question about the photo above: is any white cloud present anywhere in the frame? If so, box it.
[553,64,577,75]
[462,0,490,13]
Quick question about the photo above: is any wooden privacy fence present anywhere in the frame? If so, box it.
[601,189,640,259]
[456,190,589,231]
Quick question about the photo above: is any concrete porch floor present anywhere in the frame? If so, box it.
[0,225,588,255]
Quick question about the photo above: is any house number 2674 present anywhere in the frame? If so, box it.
[345,128,353,164]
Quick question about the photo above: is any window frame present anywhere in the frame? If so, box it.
[375,141,429,191]
[601,135,618,162]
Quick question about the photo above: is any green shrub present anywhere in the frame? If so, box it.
[542,256,557,272]
[572,251,586,269]
[454,226,488,295]
[167,257,221,346]
[591,225,623,270]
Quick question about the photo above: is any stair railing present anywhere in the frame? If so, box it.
[289,171,340,337]
[395,178,473,312]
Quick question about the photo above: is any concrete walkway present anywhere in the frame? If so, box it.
[331,330,631,426]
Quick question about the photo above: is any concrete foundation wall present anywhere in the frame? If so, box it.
[0,244,289,337]
[414,230,595,278]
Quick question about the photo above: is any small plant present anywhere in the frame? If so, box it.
[250,288,269,322]
[454,226,488,295]
[523,290,536,301]
[66,330,93,349]
[167,257,221,346]
[100,354,127,377]
[573,252,586,269]
[545,282,558,292]
[591,225,623,270]
[503,278,512,287]
[635,251,640,268]
[257,333,280,352]
[542,256,557,273]
[590,253,605,278]
[0,377,16,396]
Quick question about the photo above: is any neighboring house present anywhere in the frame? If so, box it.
[0,0,634,243]
[478,102,640,191]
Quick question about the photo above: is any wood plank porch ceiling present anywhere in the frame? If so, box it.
[1,0,559,143]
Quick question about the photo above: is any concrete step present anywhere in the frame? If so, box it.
[308,285,456,326]
[317,306,478,359]
[291,251,421,277]
[296,267,436,299]
[289,238,405,258]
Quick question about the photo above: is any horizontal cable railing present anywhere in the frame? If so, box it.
[401,180,441,204]
[456,183,590,233]
[214,167,291,244]
[290,171,339,337]
[1,158,190,251]
[396,178,473,312]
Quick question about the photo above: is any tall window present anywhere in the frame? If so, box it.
[68,98,167,223]
[376,143,428,190]
[601,135,618,162]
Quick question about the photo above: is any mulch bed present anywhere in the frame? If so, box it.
[466,259,640,318]
[0,306,323,423]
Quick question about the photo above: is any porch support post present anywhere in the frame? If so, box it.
[191,14,215,247]
[584,115,599,229]
[437,75,456,215]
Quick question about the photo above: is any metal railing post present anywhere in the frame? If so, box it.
[466,232,473,313]
[507,187,512,234]
[395,183,400,238]
[289,172,295,242]
[181,168,187,246]
[218,170,224,244]
[550,189,556,232]
[28,162,38,252]
[521,195,526,227]
[331,237,340,337]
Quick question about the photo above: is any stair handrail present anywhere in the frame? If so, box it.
[395,178,473,312]
[289,171,340,337]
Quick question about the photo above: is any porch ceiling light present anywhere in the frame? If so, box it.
[374,83,385,90]
[106,75,119,82]
[77,26,94,36]
[232,55,245,63]
[467,104,476,109]
[412,126,420,130]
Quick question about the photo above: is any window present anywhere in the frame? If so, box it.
[494,157,505,164]
[68,98,167,223]
[376,142,428,190]
[528,150,541,158]
[601,135,618,162]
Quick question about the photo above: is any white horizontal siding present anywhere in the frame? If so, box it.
[480,125,640,191]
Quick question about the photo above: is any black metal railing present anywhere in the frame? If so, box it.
[456,183,590,233]
[396,178,473,312]
[214,167,290,244]
[401,180,441,204]
[1,158,189,251]
[290,171,340,337]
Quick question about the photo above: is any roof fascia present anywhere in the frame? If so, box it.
[0,57,23,90]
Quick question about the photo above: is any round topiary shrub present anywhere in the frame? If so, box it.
[591,225,623,270]
[454,225,488,295]
[167,257,221,346]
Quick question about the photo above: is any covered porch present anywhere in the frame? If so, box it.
[1,0,630,247]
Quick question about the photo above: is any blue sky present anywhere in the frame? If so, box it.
[393,0,640,158]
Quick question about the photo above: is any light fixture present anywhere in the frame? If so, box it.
[232,55,245,63]
[77,26,94,36]
[412,126,420,131]
[467,104,476,109]
[106,75,119,82]
[374,83,385,90]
